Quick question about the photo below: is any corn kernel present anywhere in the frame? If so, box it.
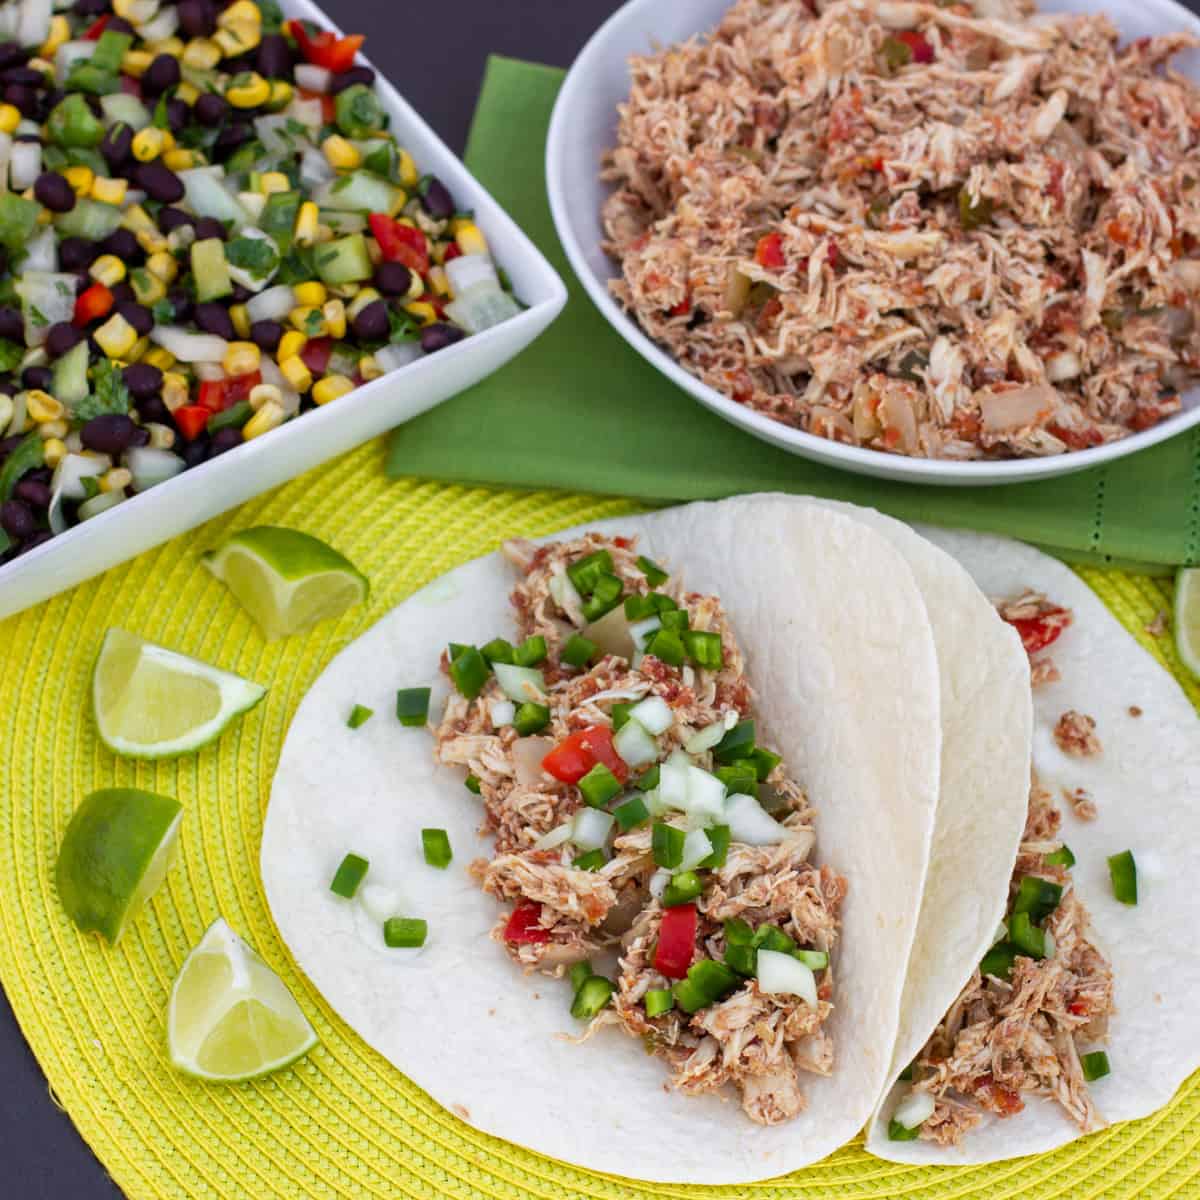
[428,266,451,298]
[365,238,382,267]
[162,373,189,412]
[326,282,358,300]
[163,148,196,171]
[279,356,312,392]
[37,418,69,440]
[388,191,407,219]
[313,375,355,406]
[322,299,346,340]
[0,104,20,135]
[94,314,138,359]
[215,24,261,57]
[113,0,147,18]
[223,341,261,376]
[130,268,166,305]
[90,176,128,206]
[182,38,221,71]
[277,330,307,361]
[294,201,319,248]
[100,467,132,494]
[120,204,156,235]
[146,252,178,285]
[266,80,293,110]
[145,36,184,57]
[89,255,127,287]
[455,222,489,257]
[40,14,70,58]
[358,354,383,382]
[128,336,150,363]
[64,165,94,197]
[225,304,249,339]
[0,394,11,431]
[220,0,262,27]
[322,134,361,171]
[136,228,169,256]
[248,383,282,412]
[176,80,200,106]
[397,149,419,189]
[314,223,335,245]
[132,128,167,163]
[242,400,285,440]
[226,71,270,109]
[26,391,64,423]
[405,301,438,327]
[289,306,325,336]
[146,422,176,449]
[42,438,66,468]
[260,171,289,196]
[143,347,175,372]
[347,288,381,319]
[292,281,327,308]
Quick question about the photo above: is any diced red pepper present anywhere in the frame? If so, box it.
[369,213,430,275]
[503,902,550,945]
[1004,608,1072,655]
[173,405,211,442]
[755,232,786,269]
[197,371,262,414]
[895,30,934,63]
[83,13,111,39]
[541,725,629,786]
[73,282,113,327]
[653,904,697,979]
[119,74,141,97]
[287,20,364,74]
[441,242,463,264]
[299,336,333,377]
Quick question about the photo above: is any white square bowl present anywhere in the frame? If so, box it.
[0,0,566,621]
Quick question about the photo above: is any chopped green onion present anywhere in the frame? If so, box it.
[888,1119,920,1142]
[513,635,548,668]
[794,948,829,970]
[464,774,482,795]
[383,917,427,948]
[1108,850,1137,905]
[624,594,658,621]
[611,702,634,731]
[346,704,373,729]
[581,573,624,622]
[561,634,598,668]
[449,646,489,698]
[659,609,689,633]
[396,687,432,727]
[979,941,1018,981]
[644,628,685,667]
[714,719,756,763]
[330,853,369,899]
[715,763,757,795]
[1009,912,1047,959]
[637,556,668,586]
[513,702,551,736]
[700,824,731,868]
[673,959,739,1013]
[614,796,650,831]
[1012,876,1063,924]
[662,870,703,907]
[652,821,685,869]
[1044,845,1076,868]
[682,630,723,669]
[579,763,622,808]
[421,828,452,870]
[569,961,593,993]
[570,974,614,1020]
[751,747,781,781]
[635,764,661,791]
[1081,1050,1111,1081]
[567,550,613,595]
[481,637,515,666]
[644,987,674,1017]
[573,848,606,872]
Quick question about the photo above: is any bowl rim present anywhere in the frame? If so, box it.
[545,0,1200,485]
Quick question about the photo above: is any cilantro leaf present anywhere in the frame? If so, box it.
[226,236,279,278]
[151,298,175,324]
[73,359,131,423]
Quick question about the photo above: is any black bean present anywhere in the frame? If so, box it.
[421,324,466,354]
[14,478,50,509]
[158,206,194,234]
[230,282,252,304]
[106,16,134,35]
[58,237,95,273]
[177,0,216,38]
[117,302,153,338]
[34,171,75,213]
[100,121,133,171]
[164,98,189,135]
[214,121,252,157]
[27,466,51,485]
[45,322,83,358]
[75,273,92,294]
[141,54,180,97]
[5,84,38,118]
[128,425,150,448]
[16,530,53,556]
[421,177,455,220]
[373,261,413,297]
[111,282,137,307]
[193,91,228,127]
[194,217,226,243]
[351,299,389,342]
[181,435,209,463]
[331,66,376,94]
[21,365,52,392]
[0,499,34,540]
[74,0,107,14]
[81,413,137,455]
[256,34,292,80]
[123,363,163,401]
[250,319,283,353]
[194,302,235,340]
[2,67,43,88]
[208,427,243,457]
[0,434,25,459]
[0,41,25,69]
[133,161,184,204]
[0,375,14,393]
[166,289,193,324]
[0,306,22,341]
[137,395,170,425]
[101,228,140,262]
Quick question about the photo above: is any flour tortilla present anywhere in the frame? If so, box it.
[867,529,1200,1164]
[262,495,943,1185]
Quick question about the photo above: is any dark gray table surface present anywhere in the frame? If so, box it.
[0,3,616,1196]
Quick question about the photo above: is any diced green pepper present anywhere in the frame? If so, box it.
[513,702,550,736]
[578,763,621,809]
[335,84,387,138]
[47,94,106,148]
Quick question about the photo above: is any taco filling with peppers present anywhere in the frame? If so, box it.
[432,534,845,1125]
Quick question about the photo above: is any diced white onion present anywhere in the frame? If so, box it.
[149,326,229,362]
[47,453,104,534]
[549,568,585,626]
[648,868,671,899]
[137,5,178,42]
[22,227,56,273]
[756,949,818,1007]
[284,95,324,130]
[9,139,38,191]
[488,699,515,727]
[237,190,268,224]
[892,1088,936,1131]
[684,720,727,755]
[678,828,713,872]
[55,40,93,84]
[570,808,614,852]
[179,167,251,227]
[724,792,788,845]
[685,765,727,821]
[628,695,673,736]
[246,284,296,324]
[445,254,498,294]
[99,91,152,131]
[492,663,546,704]
[193,362,225,381]
[295,63,333,93]
[299,145,336,190]
[1043,931,1056,959]
[78,488,125,521]
[444,287,521,335]
[17,0,51,48]
[642,788,669,817]
[628,615,661,649]
[512,736,553,787]
[658,754,690,809]
[121,0,159,24]
[258,357,301,416]
[124,447,184,491]
[534,822,573,852]
[613,719,657,769]
[582,604,635,660]
[16,271,76,345]
[376,341,423,373]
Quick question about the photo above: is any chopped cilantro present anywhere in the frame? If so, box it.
[303,309,325,336]
[79,475,101,499]
[28,305,48,328]
[73,359,131,423]
[0,337,23,373]
[151,298,176,324]
[388,306,421,344]
[226,236,279,278]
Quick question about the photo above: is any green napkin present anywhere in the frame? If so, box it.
[388,55,1199,569]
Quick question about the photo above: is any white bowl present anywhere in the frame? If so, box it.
[547,0,1200,486]
[0,0,566,622]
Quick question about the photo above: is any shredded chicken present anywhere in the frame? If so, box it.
[603,0,1200,460]
[1054,709,1102,757]
[1062,785,1097,821]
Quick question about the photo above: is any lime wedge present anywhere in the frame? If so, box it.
[202,526,368,640]
[168,919,318,1082]
[56,788,182,945]
[92,628,266,759]
[1175,566,1200,676]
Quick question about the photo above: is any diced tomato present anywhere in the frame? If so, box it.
[972,1074,1024,1116]
[369,213,430,275]
[1004,608,1072,655]
[542,725,629,786]
[1069,999,1091,1016]
[173,405,211,442]
[669,294,691,317]
[300,337,334,377]
[1046,422,1103,451]
[287,20,364,74]
[895,30,935,63]
[653,904,697,979]
[755,232,786,269]
[73,282,113,327]
[613,537,634,549]
[503,902,550,945]
[83,13,111,39]
[197,371,262,413]
[826,241,841,268]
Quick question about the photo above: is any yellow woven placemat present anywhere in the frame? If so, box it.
[2,438,1198,1200]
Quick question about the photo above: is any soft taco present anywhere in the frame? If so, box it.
[262,496,947,1184]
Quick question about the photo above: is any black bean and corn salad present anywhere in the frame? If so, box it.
[0,0,521,564]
